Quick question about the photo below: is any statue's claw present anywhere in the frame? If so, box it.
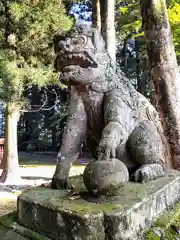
[131,164,165,183]
[96,145,116,160]
[51,175,68,189]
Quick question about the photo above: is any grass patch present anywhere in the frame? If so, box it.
[19,157,55,166]
[20,164,55,168]
[0,198,17,217]
[144,202,180,239]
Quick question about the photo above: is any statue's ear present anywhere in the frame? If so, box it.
[92,28,105,51]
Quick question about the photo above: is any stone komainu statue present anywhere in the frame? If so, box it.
[52,24,166,189]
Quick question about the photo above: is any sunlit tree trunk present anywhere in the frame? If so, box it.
[140,0,180,169]
[105,0,116,65]
[0,103,21,183]
[98,0,116,65]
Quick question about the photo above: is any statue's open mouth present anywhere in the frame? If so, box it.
[55,52,97,72]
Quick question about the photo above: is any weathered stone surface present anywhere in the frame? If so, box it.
[52,24,167,189]
[18,178,105,240]
[17,170,180,239]
[0,226,28,240]
[0,212,50,240]
[127,120,164,165]
[0,225,27,240]
[83,159,129,196]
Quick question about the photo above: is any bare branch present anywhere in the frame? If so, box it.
[21,89,58,113]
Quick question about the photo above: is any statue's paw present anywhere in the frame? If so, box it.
[96,144,116,160]
[132,164,165,183]
[51,175,68,189]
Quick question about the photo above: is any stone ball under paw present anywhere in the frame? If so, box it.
[83,158,129,196]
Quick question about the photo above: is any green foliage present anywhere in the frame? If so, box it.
[116,0,141,40]
[168,3,180,60]
[115,0,180,102]
[144,203,180,239]
[116,0,180,60]
[0,0,72,105]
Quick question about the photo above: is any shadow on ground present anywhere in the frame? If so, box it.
[21,176,51,181]
[19,152,92,166]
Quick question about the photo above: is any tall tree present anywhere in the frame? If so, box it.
[0,0,72,183]
[104,0,116,64]
[92,0,116,64]
[140,0,180,169]
[92,0,101,30]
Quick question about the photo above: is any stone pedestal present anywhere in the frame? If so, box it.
[4,170,180,240]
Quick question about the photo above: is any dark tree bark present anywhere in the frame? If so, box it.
[140,0,180,169]
[135,37,141,93]
[135,37,151,98]
[92,0,101,30]
[51,125,56,149]
[24,86,42,146]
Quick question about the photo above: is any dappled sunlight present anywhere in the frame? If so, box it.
[0,198,16,217]
[0,163,86,221]
[0,163,85,196]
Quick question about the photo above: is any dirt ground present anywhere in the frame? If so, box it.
[0,198,16,217]
[0,152,89,217]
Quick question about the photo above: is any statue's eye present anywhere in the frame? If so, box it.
[72,37,85,45]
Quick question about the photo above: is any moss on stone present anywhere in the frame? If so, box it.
[0,212,51,240]
[19,170,180,216]
[0,224,27,240]
[144,202,180,239]
[0,212,16,226]
[20,189,122,216]
[61,201,121,215]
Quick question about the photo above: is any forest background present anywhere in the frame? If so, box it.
[1,0,180,153]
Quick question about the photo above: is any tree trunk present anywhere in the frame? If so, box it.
[0,103,21,183]
[51,125,56,149]
[135,37,141,93]
[136,37,151,98]
[140,0,180,169]
[99,0,116,65]
[92,0,101,30]
[105,0,116,65]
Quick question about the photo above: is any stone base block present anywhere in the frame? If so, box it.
[17,170,180,240]
[0,212,50,240]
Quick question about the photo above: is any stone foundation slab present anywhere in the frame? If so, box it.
[17,170,180,240]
